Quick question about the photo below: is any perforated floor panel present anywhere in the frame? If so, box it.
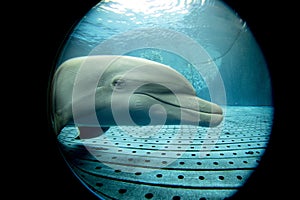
[57,106,273,200]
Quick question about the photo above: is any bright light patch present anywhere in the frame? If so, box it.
[101,0,197,15]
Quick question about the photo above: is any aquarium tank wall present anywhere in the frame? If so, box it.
[49,0,274,199]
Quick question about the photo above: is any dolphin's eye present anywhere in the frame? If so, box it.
[112,78,126,88]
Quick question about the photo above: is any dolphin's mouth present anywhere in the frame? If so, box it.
[133,92,220,114]
[132,91,223,127]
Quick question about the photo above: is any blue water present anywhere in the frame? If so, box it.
[57,0,272,106]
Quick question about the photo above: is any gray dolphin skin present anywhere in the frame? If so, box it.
[51,55,223,138]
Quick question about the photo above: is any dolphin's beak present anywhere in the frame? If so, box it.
[129,84,223,127]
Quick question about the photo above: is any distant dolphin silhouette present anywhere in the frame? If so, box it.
[51,55,223,138]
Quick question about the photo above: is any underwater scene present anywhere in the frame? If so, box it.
[50,0,273,199]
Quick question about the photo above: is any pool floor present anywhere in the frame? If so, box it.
[58,106,273,200]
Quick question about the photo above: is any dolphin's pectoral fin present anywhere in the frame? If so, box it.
[75,126,110,139]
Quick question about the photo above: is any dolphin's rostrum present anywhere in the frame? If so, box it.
[51,55,223,138]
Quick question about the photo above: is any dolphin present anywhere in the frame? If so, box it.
[50,55,223,138]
